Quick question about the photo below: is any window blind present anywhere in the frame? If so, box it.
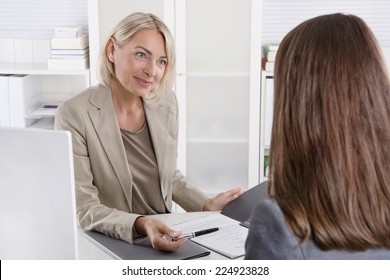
[0,0,88,39]
[261,0,390,47]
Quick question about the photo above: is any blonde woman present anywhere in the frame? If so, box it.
[55,12,243,252]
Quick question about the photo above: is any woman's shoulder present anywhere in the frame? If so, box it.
[59,84,110,110]
[245,198,304,259]
[248,198,291,240]
[249,198,290,235]
[64,84,107,103]
[144,90,178,110]
[252,198,283,218]
[56,85,109,124]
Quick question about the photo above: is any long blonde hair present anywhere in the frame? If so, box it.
[270,13,390,250]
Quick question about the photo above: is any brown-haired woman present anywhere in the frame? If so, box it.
[245,13,390,259]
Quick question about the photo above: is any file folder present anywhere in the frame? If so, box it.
[83,230,210,260]
[221,181,268,225]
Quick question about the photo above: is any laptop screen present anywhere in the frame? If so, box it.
[0,127,78,259]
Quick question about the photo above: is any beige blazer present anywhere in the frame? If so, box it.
[55,85,208,243]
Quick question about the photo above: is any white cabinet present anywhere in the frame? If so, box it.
[87,0,262,196]
[0,63,90,128]
[175,0,262,195]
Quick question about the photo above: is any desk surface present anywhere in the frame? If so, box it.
[78,211,233,260]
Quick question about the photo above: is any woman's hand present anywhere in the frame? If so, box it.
[203,187,245,211]
[134,216,186,252]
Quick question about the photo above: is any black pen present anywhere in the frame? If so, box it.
[173,227,219,241]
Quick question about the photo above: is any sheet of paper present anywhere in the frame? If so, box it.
[173,213,248,259]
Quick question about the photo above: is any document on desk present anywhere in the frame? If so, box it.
[171,182,267,259]
[173,213,248,259]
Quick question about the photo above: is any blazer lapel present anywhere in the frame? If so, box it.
[87,87,133,208]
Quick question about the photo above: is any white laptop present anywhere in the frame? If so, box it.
[0,127,78,259]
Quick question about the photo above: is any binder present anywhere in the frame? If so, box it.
[0,75,10,127]
[83,230,210,260]
[8,74,37,128]
[263,76,274,147]
[221,181,268,226]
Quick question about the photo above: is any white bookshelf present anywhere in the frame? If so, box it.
[0,0,91,129]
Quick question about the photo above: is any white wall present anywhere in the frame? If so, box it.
[261,0,390,47]
[0,38,50,64]
[0,0,88,39]
[0,0,88,64]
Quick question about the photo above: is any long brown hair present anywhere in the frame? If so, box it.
[270,13,390,250]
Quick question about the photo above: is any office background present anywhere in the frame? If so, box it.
[0,0,389,203]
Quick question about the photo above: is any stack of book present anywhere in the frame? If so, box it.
[262,42,279,73]
[48,26,89,70]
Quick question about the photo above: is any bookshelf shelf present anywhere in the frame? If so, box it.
[187,138,249,144]
[186,72,250,78]
[0,63,90,76]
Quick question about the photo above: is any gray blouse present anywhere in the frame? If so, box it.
[120,121,167,215]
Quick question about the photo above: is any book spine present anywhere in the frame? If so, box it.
[51,48,89,55]
[263,76,274,147]
[261,57,275,72]
[264,42,279,51]
[264,155,270,177]
[263,48,277,62]
[263,42,279,62]
[8,75,27,127]
[51,54,88,59]
[50,36,89,50]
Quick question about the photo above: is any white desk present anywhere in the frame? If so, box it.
[77,211,233,260]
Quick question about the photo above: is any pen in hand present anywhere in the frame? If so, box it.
[172,227,219,241]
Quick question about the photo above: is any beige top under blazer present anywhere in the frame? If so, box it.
[54,84,208,244]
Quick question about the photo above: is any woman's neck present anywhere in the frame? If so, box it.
[111,78,145,132]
